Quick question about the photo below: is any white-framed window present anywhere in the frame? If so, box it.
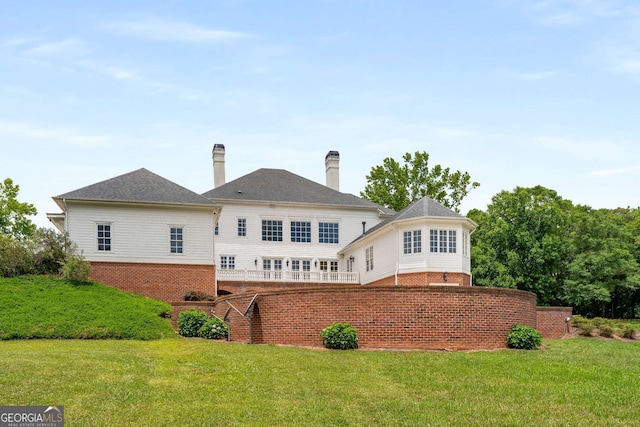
[170,226,184,254]
[97,223,111,251]
[365,246,374,272]
[262,219,283,241]
[214,223,219,236]
[291,221,311,243]
[430,229,457,254]
[220,255,235,270]
[319,222,339,244]
[237,218,246,237]
[403,230,422,254]
[319,260,338,272]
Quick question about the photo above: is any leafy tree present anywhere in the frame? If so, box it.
[361,151,479,212]
[0,178,37,240]
[469,186,573,305]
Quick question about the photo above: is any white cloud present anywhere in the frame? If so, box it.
[24,38,88,58]
[589,165,640,176]
[0,121,110,147]
[102,18,251,43]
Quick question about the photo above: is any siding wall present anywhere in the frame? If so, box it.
[214,202,387,271]
[66,202,215,265]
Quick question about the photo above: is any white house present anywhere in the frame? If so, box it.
[48,145,477,302]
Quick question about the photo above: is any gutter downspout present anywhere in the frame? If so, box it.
[468,227,476,286]
[391,223,399,286]
[62,198,68,231]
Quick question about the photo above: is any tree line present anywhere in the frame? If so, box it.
[362,152,640,318]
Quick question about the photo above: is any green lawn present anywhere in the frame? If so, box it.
[0,275,174,340]
[1,338,638,426]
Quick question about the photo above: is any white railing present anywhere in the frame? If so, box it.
[217,269,360,284]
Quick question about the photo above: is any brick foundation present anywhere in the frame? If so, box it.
[90,261,215,303]
[210,286,538,350]
[367,272,471,287]
[536,307,573,338]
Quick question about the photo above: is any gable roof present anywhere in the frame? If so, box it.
[342,196,475,249]
[53,168,217,208]
[202,168,394,213]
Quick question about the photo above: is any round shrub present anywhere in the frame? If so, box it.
[506,324,543,350]
[598,324,615,338]
[320,322,358,350]
[177,308,209,337]
[578,320,595,337]
[622,325,637,339]
[198,317,228,340]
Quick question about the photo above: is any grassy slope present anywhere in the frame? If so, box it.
[0,275,174,340]
[0,338,638,426]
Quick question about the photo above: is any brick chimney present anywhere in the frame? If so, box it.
[325,151,340,191]
[212,144,226,188]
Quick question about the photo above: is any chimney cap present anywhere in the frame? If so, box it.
[325,150,339,161]
[213,144,225,151]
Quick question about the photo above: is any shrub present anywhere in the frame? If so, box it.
[177,308,209,337]
[198,317,228,339]
[592,317,612,329]
[60,255,91,282]
[183,290,215,301]
[506,324,543,350]
[622,325,637,339]
[598,324,615,338]
[571,315,587,328]
[320,322,358,350]
[578,320,595,336]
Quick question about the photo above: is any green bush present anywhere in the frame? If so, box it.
[578,320,595,336]
[183,290,215,301]
[506,324,543,350]
[598,324,615,338]
[177,309,209,337]
[320,322,358,350]
[571,315,587,328]
[198,317,228,339]
[622,325,636,339]
[60,255,91,282]
[592,317,611,329]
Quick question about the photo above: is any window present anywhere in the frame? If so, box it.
[319,222,339,244]
[97,224,111,251]
[262,220,283,241]
[291,221,311,243]
[220,255,235,270]
[214,223,219,236]
[319,261,338,272]
[365,246,374,272]
[263,259,271,270]
[430,229,457,254]
[237,218,246,237]
[403,230,422,254]
[170,227,183,254]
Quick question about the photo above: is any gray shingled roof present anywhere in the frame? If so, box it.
[202,168,394,213]
[54,168,217,207]
[345,196,467,247]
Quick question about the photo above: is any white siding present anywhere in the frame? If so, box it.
[214,202,386,272]
[66,202,215,265]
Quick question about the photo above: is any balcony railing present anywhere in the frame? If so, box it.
[217,269,360,284]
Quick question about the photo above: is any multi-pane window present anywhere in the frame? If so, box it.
[430,229,457,254]
[237,218,246,237]
[365,246,374,272]
[291,221,311,243]
[263,259,271,270]
[319,260,338,272]
[262,220,283,241]
[170,227,183,254]
[319,222,339,244]
[97,224,111,251]
[220,255,235,270]
[403,230,422,254]
[214,223,219,236]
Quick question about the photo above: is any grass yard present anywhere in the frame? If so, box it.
[1,338,639,426]
[0,276,174,339]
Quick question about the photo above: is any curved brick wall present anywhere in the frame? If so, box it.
[537,306,573,338]
[210,286,537,350]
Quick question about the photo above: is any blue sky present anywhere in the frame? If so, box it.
[2,0,639,228]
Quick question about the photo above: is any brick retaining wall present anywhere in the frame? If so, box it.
[210,286,538,350]
[90,261,215,302]
[536,306,573,338]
